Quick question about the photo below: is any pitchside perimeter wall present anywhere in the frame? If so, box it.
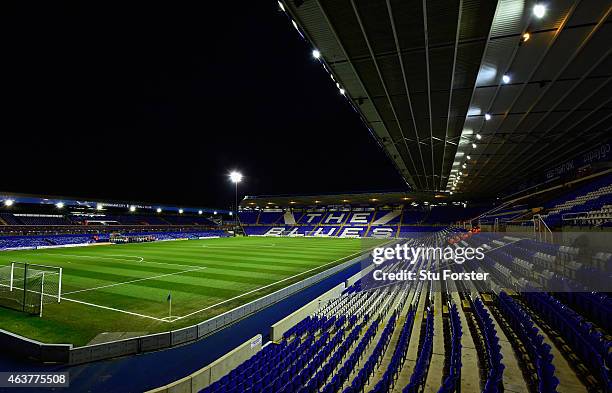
[0,250,371,364]
[147,263,370,393]
[145,334,262,393]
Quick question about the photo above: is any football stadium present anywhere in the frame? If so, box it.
[1,1,611,393]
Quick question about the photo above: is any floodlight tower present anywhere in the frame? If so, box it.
[229,171,243,227]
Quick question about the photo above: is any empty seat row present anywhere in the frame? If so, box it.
[497,292,559,393]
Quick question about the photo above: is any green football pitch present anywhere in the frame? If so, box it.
[0,236,381,346]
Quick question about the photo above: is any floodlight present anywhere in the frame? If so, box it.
[4,199,14,207]
[484,113,491,120]
[229,211,233,216]
[214,211,218,215]
[156,208,162,213]
[472,143,477,149]
[502,74,510,84]
[198,210,203,215]
[178,209,184,214]
[466,155,471,160]
[312,49,321,59]
[533,4,546,18]
[339,88,345,95]
[56,202,64,209]
[462,164,467,169]
[129,206,136,212]
[229,171,243,183]
[476,133,482,140]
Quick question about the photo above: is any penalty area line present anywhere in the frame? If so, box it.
[172,245,381,322]
[36,252,204,269]
[0,283,168,322]
[63,266,208,295]
[61,296,169,323]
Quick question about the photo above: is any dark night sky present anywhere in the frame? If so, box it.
[2,1,407,210]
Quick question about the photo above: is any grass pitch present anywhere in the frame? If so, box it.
[0,236,378,346]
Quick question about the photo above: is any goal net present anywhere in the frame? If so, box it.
[0,262,62,316]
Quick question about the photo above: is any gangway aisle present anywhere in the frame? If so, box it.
[362,284,417,391]
[424,280,445,392]
[393,281,429,392]
[448,283,479,393]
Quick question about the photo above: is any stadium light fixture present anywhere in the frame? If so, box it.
[56,202,64,209]
[472,143,477,149]
[229,211,233,216]
[449,191,453,195]
[230,171,243,184]
[213,211,218,215]
[484,113,491,121]
[156,208,162,213]
[178,209,184,214]
[462,164,467,169]
[502,74,511,84]
[533,4,546,18]
[312,49,321,59]
[476,133,482,140]
[466,155,471,160]
[339,88,345,95]
[4,199,14,207]
[198,210,203,215]
[229,171,243,228]
[129,206,136,212]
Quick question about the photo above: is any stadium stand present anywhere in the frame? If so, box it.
[475,173,612,229]
[542,175,612,228]
[186,226,611,393]
[239,211,260,225]
[2,1,612,392]
[258,211,284,224]
[0,230,229,250]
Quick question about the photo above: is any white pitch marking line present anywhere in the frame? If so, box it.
[37,253,142,263]
[200,244,277,249]
[172,246,380,321]
[35,253,203,269]
[0,282,167,322]
[63,266,208,295]
[61,296,168,322]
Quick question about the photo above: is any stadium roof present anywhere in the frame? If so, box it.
[241,191,457,208]
[282,0,612,196]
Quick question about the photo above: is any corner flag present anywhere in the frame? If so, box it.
[167,293,172,319]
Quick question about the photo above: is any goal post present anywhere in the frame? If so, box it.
[0,262,63,316]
